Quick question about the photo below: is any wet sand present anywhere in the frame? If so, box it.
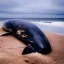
[0,27,64,64]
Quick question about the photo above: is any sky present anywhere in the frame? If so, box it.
[0,0,64,18]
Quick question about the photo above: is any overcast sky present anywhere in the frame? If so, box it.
[0,0,64,18]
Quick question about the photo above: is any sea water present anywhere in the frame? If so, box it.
[0,18,64,35]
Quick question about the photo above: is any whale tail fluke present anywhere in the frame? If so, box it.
[22,46,36,55]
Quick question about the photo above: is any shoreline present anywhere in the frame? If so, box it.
[0,21,64,35]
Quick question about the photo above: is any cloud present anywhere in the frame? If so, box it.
[0,0,64,18]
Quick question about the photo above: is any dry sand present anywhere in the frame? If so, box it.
[0,27,64,64]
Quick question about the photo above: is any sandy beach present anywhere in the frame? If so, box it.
[0,26,64,64]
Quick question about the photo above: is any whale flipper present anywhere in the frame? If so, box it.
[22,46,36,55]
[0,32,12,36]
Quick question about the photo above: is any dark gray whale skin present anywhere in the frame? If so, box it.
[2,19,52,55]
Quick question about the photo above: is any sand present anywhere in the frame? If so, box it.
[0,27,64,64]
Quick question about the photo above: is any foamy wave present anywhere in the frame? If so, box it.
[31,22,64,27]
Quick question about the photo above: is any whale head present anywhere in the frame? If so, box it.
[3,21,12,32]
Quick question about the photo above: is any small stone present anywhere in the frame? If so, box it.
[24,60,29,63]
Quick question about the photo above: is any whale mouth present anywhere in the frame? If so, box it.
[3,26,11,32]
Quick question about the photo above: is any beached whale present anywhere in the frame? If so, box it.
[1,19,52,55]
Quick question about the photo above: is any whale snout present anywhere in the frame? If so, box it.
[3,21,12,32]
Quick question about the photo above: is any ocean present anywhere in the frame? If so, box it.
[0,18,64,35]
